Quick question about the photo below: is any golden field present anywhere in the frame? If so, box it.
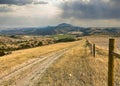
[0,41,80,77]
[0,37,120,86]
[35,39,120,86]
[86,35,120,53]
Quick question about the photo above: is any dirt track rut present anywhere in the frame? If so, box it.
[0,47,72,86]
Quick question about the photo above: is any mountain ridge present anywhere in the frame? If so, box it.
[0,23,120,36]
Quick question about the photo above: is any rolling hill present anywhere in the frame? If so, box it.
[0,23,120,36]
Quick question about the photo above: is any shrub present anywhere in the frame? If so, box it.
[37,42,43,46]
[0,50,5,56]
[55,37,76,43]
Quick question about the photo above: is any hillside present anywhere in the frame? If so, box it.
[0,35,54,56]
[1,23,120,36]
[0,34,79,57]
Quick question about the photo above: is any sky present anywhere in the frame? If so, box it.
[0,0,120,28]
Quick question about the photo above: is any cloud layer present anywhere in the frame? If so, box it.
[0,0,120,27]
[60,0,120,19]
[0,0,48,5]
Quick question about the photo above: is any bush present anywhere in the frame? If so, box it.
[55,37,76,43]
[0,50,5,56]
[20,44,31,49]
[37,42,43,46]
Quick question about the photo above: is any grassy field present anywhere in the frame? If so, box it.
[35,39,120,86]
[86,36,120,53]
[0,41,80,77]
[49,34,75,39]
[1,36,120,86]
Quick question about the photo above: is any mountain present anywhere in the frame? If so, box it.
[0,23,120,36]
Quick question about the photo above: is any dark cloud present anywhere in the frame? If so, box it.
[0,0,48,5]
[0,0,32,5]
[60,0,120,19]
[110,0,120,4]
[0,6,13,12]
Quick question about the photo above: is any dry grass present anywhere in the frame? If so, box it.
[0,41,80,77]
[35,39,120,86]
[86,36,120,54]
[1,36,120,86]
[86,36,109,49]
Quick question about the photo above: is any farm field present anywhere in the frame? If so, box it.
[0,37,120,86]
[35,38,120,86]
[0,40,80,85]
[86,36,120,53]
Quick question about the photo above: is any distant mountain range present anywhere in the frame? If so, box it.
[0,23,120,36]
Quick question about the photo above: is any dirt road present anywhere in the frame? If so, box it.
[0,47,72,86]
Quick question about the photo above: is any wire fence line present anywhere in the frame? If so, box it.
[86,38,120,86]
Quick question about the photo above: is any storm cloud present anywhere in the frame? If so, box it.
[60,0,120,19]
[0,0,120,27]
[0,0,48,5]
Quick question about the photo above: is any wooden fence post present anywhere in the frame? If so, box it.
[90,44,92,54]
[108,39,115,86]
[93,44,95,57]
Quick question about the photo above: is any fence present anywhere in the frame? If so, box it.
[87,38,120,86]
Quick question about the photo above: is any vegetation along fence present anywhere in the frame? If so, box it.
[87,38,120,86]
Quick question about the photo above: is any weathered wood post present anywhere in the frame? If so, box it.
[93,44,95,57]
[90,43,93,54]
[108,39,115,86]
